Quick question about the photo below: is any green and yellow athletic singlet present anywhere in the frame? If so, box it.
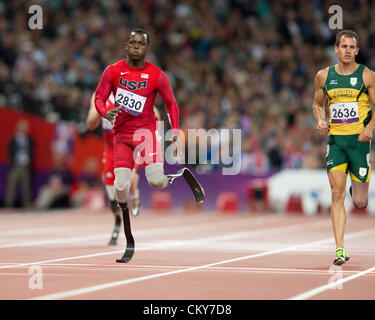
[324,64,371,135]
[324,64,372,183]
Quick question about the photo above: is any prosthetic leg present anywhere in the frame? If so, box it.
[168,168,205,203]
[115,202,135,263]
[108,200,121,246]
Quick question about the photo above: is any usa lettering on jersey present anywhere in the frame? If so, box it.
[119,77,148,91]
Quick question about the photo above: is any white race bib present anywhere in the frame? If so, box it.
[330,102,359,124]
[115,87,147,117]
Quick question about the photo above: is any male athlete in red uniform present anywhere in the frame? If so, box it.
[86,93,142,245]
[94,28,178,261]
[95,28,179,196]
[95,28,204,262]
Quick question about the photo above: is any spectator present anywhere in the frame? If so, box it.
[2,1,375,173]
[51,121,77,163]
[4,119,34,208]
[35,152,73,210]
[70,156,102,207]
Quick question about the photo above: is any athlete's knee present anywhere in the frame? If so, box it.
[331,187,345,203]
[114,168,132,191]
[353,197,368,209]
[351,184,369,209]
[145,163,168,189]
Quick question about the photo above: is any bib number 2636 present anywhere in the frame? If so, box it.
[330,102,359,124]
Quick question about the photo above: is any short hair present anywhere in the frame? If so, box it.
[129,28,150,45]
[335,30,359,47]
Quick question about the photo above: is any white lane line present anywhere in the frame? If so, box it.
[0,214,313,249]
[0,225,94,237]
[0,214,283,248]
[0,235,110,249]
[0,211,246,234]
[288,265,375,300]
[16,263,375,276]
[0,250,123,271]
[0,219,327,270]
[30,228,375,300]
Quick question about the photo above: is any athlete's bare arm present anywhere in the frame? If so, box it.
[359,67,375,142]
[312,67,329,136]
[86,93,101,131]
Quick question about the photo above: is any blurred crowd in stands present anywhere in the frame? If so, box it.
[2,0,375,177]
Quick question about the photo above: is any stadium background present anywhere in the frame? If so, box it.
[1,0,375,212]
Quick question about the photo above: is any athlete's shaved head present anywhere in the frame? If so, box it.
[125,28,150,66]
[129,28,150,46]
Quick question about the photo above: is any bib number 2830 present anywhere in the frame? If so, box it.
[115,88,147,117]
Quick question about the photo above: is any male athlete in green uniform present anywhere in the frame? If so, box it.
[313,30,375,265]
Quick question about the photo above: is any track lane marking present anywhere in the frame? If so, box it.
[30,228,375,300]
[3,263,374,276]
[0,219,328,270]
[288,265,375,300]
[0,214,289,248]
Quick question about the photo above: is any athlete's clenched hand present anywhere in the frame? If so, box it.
[316,119,328,136]
[105,106,122,123]
[358,126,374,142]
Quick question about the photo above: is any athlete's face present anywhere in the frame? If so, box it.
[334,36,359,65]
[126,32,148,61]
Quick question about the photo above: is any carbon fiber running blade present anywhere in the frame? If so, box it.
[108,215,121,246]
[116,207,135,263]
[116,236,134,263]
[182,168,205,203]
